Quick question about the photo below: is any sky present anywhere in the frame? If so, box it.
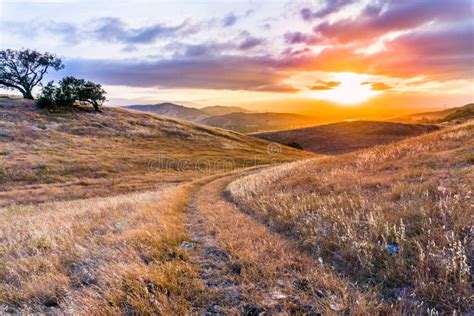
[1,0,473,115]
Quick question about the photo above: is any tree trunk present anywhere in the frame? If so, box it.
[22,90,34,100]
[92,102,101,112]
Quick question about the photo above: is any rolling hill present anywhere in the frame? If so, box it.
[392,103,474,123]
[123,103,209,122]
[200,105,251,116]
[227,121,473,313]
[254,121,440,154]
[123,103,321,133]
[0,98,312,206]
[1,97,471,314]
[201,112,321,133]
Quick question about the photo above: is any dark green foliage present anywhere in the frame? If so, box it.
[36,77,106,111]
[0,49,64,99]
[36,81,59,109]
[286,142,304,150]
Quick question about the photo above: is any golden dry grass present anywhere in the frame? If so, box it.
[227,120,474,313]
[190,174,385,314]
[0,97,314,314]
[2,96,471,314]
[0,98,312,206]
[0,183,207,314]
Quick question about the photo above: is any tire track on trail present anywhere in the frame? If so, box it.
[182,169,361,315]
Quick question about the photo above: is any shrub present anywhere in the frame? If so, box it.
[286,142,304,150]
[36,81,58,109]
[36,77,106,111]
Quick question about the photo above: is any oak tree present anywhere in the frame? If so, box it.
[0,49,64,99]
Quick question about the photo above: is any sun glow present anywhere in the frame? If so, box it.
[310,73,381,105]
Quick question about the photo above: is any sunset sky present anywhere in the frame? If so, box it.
[1,0,473,115]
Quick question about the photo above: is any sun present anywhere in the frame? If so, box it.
[309,73,381,105]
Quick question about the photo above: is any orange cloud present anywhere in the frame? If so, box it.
[361,82,392,91]
[309,80,341,90]
[254,84,300,93]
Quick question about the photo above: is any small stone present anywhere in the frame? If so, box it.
[271,290,287,300]
[330,303,344,312]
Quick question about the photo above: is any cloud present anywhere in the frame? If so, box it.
[180,42,235,57]
[284,32,320,45]
[239,37,264,50]
[44,22,80,44]
[92,17,199,44]
[62,15,472,93]
[300,0,354,21]
[309,80,341,90]
[254,84,300,93]
[281,47,312,57]
[222,10,254,28]
[166,35,263,58]
[62,55,288,92]
[3,17,201,46]
[361,82,392,91]
[372,20,474,79]
[277,19,474,81]
[222,13,238,27]
[314,0,472,44]
[2,20,80,44]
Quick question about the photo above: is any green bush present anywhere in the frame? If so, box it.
[36,77,106,111]
[286,142,304,150]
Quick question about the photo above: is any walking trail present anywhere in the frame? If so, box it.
[181,170,351,315]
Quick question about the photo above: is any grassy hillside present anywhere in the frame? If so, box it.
[438,104,474,123]
[254,121,439,154]
[201,112,321,133]
[0,98,312,206]
[227,121,473,313]
[0,182,203,314]
[393,103,474,123]
[123,103,209,122]
[123,103,322,133]
[200,105,251,116]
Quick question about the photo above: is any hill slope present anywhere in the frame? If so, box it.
[0,98,312,206]
[123,103,322,133]
[123,103,209,122]
[227,121,473,313]
[254,121,439,154]
[392,103,474,123]
[200,105,251,116]
[201,112,321,133]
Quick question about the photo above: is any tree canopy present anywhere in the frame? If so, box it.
[37,76,106,111]
[0,49,64,99]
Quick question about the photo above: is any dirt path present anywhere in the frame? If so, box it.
[184,183,245,314]
[182,171,358,315]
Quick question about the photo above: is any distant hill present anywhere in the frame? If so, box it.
[437,104,474,123]
[200,105,251,116]
[201,112,321,133]
[124,103,209,122]
[123,103,321,133]
[254,121,439,154]
[392,103,474,123]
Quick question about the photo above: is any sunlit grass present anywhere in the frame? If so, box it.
[0,184,206,314]
[227,121,473,313]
